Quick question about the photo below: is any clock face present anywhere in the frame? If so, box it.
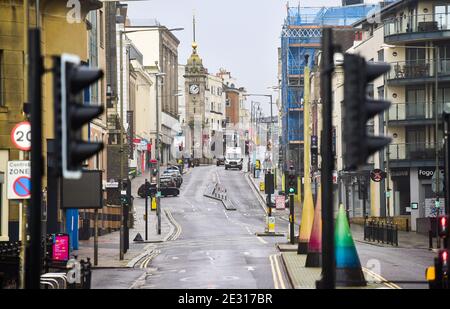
[189,84,200,94]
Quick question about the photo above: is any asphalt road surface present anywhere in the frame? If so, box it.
[134,165,291,289]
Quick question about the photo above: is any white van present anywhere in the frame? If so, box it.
[225,147,243,170]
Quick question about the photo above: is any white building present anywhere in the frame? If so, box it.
[125,24,181,165]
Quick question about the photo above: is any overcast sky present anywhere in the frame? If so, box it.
[127,0,343,114]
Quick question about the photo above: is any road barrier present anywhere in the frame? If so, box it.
[363,220,398,246]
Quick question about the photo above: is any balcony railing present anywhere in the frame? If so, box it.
[387,143,443,161]
[387,59,450,80]
[384,13,450,36]
[388,102,444,121]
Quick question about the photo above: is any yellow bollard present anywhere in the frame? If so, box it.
[259,182,265,192]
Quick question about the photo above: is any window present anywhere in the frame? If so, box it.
[0,50,3,106]
[406,47,426,63]
[377,49,384,62]
[435,5,450,30]
[99,10,104,48]
[406,87,426,118]
[226,99,230,107]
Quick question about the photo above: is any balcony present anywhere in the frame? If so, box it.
[384,13,450,43]
[387,143,443,166]
[388,102,444,125]
[386,59,450,85]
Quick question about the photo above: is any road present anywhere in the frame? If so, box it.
[132,165,290,289]
[357,242,434,289]
[91,164,435,290]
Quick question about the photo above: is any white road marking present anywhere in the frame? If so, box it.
[245,226,252,235]
[247,266,255,271]
[257,236,268,244]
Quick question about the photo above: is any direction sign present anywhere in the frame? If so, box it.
[11,121,31,151]
[7,161,31,199]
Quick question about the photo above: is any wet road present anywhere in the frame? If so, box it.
[135,165,290,289]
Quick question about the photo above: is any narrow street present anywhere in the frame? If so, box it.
[132,166,290,289]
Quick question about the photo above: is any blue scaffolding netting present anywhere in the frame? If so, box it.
[281,3,381,145]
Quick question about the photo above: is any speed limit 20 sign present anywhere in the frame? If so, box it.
[11,121,31,151]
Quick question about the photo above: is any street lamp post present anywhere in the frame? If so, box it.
[244,94,275,170]
[155,72,165,235]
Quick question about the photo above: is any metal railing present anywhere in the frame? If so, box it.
[388,102,444,121]
[384,13,450,36]
[387,142,443,161]
[364,220,398,246]
[0,241,21,289]
[387,59,450,80]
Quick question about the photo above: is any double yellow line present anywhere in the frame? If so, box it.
[165,209,182,241]
[362,267,401,289]
[269,254,286,289]
[140,249,161,268]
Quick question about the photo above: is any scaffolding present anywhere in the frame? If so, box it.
[280,3,380,172]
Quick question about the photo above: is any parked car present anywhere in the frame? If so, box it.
[166,165,180,172]
[162,170,182,187]
[137,182,157,198]
[216,156,225,166]
[160,176,180,197]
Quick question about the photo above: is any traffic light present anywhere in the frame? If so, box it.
[56,54,104,179]
[438,215,449,238]
[287,172,297,195]
[439,250,450,277]
[343,54,391,170]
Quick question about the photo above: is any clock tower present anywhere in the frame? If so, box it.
[184,15,208,160]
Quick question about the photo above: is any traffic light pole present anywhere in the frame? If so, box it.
[289,193,295,244]
[145,179,149,240]
[156,74,162,235]
[444,112,450,245]
[27,28,43,289]
[317,28,335,289]
[119,31,125,260]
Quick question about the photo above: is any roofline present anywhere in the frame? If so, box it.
[352,0,414,27]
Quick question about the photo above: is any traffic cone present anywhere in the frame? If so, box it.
[335,204,366,287]
[133,233,144,242]
[305,186,321,267]
[297,181,314,254]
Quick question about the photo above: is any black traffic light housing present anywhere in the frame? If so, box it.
[56,54,104,179]
[287,172,297,195]
[343,54,392,171]
[438,215,449,239]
